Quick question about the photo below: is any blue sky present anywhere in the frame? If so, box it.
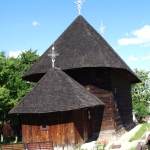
[1,0,150,71]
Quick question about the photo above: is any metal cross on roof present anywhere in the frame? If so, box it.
[74,0,85,15]
[48,44,59,68]
[98,21,106,37]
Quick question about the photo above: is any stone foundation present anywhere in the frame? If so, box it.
[98,122,135,141]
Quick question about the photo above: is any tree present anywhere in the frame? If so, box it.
[0,51,12,124]
[0,50,39,124]
[132,69,150,117]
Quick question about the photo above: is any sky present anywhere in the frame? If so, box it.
[1,0,150,71]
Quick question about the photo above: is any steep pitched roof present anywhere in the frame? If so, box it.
[10,68,104,114]
[22,15,140,83]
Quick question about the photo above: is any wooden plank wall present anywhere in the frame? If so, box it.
[111,69,134,131]
[22,112,70,147]
[89,106,104,133]
[65,68,115,133]
[73,109,84,144]
[21,67,133,147]
[22,110,85,148]
[87,69,115,131]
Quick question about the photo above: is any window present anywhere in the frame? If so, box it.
[40,119,49,131]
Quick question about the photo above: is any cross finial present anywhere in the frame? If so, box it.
[48,44,59,68]
[98,21,106,37]
[74,0,85,15]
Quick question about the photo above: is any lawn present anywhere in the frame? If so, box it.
[129,123,150,142]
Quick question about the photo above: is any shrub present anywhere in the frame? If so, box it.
[134,103,149,118]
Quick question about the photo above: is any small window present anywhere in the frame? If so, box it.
[40,119,49,131]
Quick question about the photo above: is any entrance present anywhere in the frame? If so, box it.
[82,108,92,141]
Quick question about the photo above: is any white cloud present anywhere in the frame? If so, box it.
[32,21,40,26]
[128,55,138,61]
[9,50,24,58]
[133,25,150,40]
[118,25,150,46]
[142,55,150,60]
[118,38,142,45]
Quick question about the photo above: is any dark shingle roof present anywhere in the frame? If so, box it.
[22,15,140,83]
[9,68,104,114]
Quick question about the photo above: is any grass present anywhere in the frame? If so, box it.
[130,147,136,150]
[0,136,22,144]
[129,123,150,142]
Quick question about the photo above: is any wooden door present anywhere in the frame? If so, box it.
[82,108,92,142]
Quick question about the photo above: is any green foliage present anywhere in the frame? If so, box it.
[76,143,83,150]
[75,143,88,150]
[130,147,136,150]
[0,50,39,124]
[129,123,150,142]
[0,136,22,144]
[132,69,150,117]
[94,143,105,150]
[134,103,149,117]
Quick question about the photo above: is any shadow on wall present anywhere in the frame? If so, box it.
[0,124,21,137]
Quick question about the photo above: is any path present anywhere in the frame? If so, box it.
[81,124,149,150]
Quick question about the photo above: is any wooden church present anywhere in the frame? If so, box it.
[10,15,140,149]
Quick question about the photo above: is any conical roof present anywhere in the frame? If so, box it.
[10,68,104,114]
[23,15,140,83]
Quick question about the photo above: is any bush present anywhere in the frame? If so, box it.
[134,103,149,118]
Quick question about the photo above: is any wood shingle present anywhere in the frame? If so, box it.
[9,68,104,113]
[22,15,140,83]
